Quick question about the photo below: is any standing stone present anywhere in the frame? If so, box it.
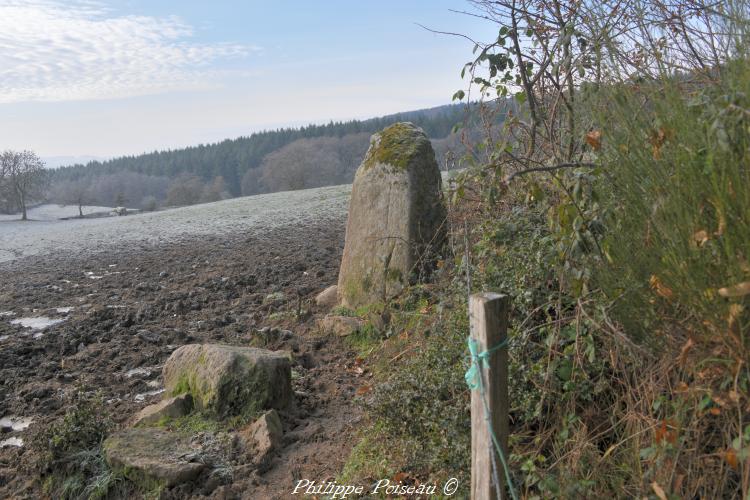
[337,122,445,308]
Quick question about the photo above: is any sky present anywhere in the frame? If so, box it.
[0,1,497,161]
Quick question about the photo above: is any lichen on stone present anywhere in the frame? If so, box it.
[362,122,430,171]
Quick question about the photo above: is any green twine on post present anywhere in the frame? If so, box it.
[465,336,519,500]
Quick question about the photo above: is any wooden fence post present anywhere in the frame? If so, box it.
[470,292,510,500]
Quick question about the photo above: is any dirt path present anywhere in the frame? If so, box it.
[0,215,362,499]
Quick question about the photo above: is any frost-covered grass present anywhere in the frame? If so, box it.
[0,184,352,263]
[0,204,115,222]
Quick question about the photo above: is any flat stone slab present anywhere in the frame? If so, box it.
[103,428,205,487]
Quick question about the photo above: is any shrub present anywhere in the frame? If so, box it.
[595,64,750,350]
[34,392,121,500]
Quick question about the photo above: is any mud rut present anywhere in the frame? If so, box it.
[0,218,367,499]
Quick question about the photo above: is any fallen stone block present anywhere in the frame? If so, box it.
[163,344,292,418]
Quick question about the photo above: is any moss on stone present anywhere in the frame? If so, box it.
[170,374,192,397]
[386,267,403,283]
[362,122,429,171]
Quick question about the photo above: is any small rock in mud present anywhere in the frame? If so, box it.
[318,315,364,337]
[237,409,283,465]
[132,394,193,427]
[137,330,163,344]
[315,285,338,308]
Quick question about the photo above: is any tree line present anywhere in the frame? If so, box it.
[51,105,467,186]
[43,103,485,211]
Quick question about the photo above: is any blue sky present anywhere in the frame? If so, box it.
[0,1,496,159]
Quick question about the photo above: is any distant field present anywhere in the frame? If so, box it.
[0,204,115,222]
[0,184,351,264]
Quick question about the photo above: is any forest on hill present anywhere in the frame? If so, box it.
[46,103,481,211]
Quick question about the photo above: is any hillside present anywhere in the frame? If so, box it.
[47,104,476,210]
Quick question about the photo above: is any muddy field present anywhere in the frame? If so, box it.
[0,195,368,499]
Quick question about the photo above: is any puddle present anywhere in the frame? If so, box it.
[134,389,164,402]
[10,316,65,331]
[0,437,23,448]
[0,416,33,432]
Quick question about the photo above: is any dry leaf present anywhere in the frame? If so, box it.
[649,127,673,160]
[729,390,741,403]
[726,448,739,469]
[677,338,694,367]
[585,130,602,150]
[650,275,673,299]
[728,304,744,335]
[656,419,678,445]
[355,385,371,396]
[675,381,689,393]
[392,472,410,483]
[692,230,709,247]
[718,281,750,298]
[651,481,668,500]
[709,407,722,416]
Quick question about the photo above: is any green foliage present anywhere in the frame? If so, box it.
[35,392,122,500]
[331,305,357,317]
[345,321,383,358]
[38,392,113,467]
[338,284,470,495]
[594,65,750,342]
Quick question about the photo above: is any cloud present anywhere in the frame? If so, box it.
[0,0,258,103]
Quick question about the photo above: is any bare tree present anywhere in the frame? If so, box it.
[201,176,231,203]
[1,150,47,220]
[258,135,370,192]
[54,179,96,217]
[166,174,204,206]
